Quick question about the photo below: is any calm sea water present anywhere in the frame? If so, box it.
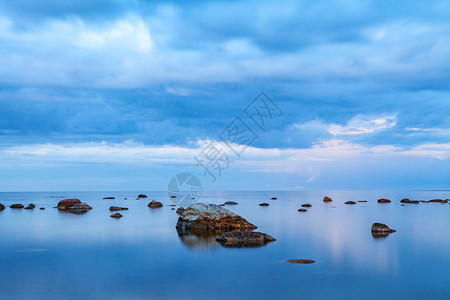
[0,190,449,300]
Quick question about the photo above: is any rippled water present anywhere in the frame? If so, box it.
[0,190,449,300]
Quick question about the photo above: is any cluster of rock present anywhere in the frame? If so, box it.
[57,199,92,215]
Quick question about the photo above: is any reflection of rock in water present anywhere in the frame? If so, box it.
[176,228,220,251]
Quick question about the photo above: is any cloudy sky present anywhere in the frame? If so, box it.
[0,0,449,191]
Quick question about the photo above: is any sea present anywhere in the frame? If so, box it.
[0,190,449,300]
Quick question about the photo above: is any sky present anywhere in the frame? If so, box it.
[0,0,449,191]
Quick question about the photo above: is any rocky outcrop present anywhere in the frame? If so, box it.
[57,198,81,210]
[0,203,5,210]
[69,203,88,214]
[148,200,163,208]
[371,223,396,237]
[176,203,257,234]
[377,198,391,203]
[110,213,123,219]
[24,204,36,210]
[109,206,128,211]
[10,204,24,209]
[323,196,332,202]
[345,201,356,205]
[400,198,411,203]
[137,194,148,198]
[286,259,315,264]
[259,203,269,206]
[216,231,276,248]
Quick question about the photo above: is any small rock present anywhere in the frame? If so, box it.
[170,195,176,198]
[345,201,356,205]
[216,231,276,248]
[24,204,36,210]
[57,198,81,210]
[80,203,92,210]
[124,198,127,200]
[224,201,238,205]
[400,198,411,203]
[10,204,24,209]
[298,208,307,212]
[286,259,315,264]
[103,197,115,199]
[148,200,163,208]
[0,203,5,210]
[410,200,419,204]
[357,200,367,202]
[429,199,447,203]
[40,207,45,210]
[110,213,123,219]
[301,204,312,207]
[109,206,128,211]
[169,204,176,207]
[371,223,396,237]
[137,194,148,198]
[271,197,277,200]
[171,208,175,210]
[377,198,391,203]
[218,204,225,206]
[323,196,332,202]
[176,207,185,215]
[259,203,269,206]
[69,203,88,215]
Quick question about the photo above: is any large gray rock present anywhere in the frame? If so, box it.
[176,203,257,234]
[216,231,276,248]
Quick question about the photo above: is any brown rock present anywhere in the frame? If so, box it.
[259,203,269,206]
[224,201,238,205]
[429,199,447,203]
[216,231,276,248]
[400,198,411,203]
[345,201,356,205]
[176,203,257,234]
[57,198,81,210]
[109,206,128,211]
[358,200,368,202]
[286,259,315,264]
[10,204,24,209]
[80,203,92,210]
[137,194,148,198]
[110,213,123,219]
[301,204,312,207]
[270,197,277,200]
[377,198,391,203]
[24,204,36,210]
[40,207,45,210]
[323,196,332,202]
[371,223,396,237]
[298,208,307,212]
[148,200,163,208]
[410,200,420,204]
[103,197,115,199]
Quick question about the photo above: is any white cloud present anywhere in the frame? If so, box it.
[328,115,397,135]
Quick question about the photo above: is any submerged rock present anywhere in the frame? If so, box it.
[301,204,312,207]
[69,203,88,215]
[10,204,24,209]
[259,203,269,206]
[224,201,238,205]
[103,197,115,199]
[371,223,396,237]
[345,201,356,205]
[109,206,128,211]
[377,198,391,203]
[24,204,36,210]
[40,207,45,210]
[323,196,332,202]
[176,203,257,234]
[400,198,411,203]
[57,198,81,210]
[298,208,307,212]
[271,197,277,200]
[286,259,316,264]
[0,203,5,210]
[148,200,163,208]
[110,213,123,219]
[216,231,276,248]
[137,194,148,198]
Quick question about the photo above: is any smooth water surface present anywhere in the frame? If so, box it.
[0,191,449,300]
